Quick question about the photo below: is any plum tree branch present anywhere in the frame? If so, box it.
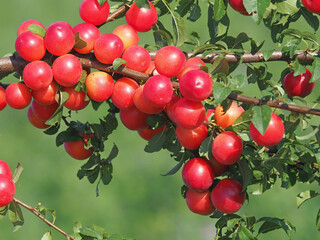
[171,82,320,116]
[227,93,320,115]
[149,50,318,63]
[98,4,129,28]
[0,51,320,116]
[13,198,75,240]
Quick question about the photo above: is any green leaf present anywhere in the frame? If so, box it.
[73,221,82,234]
[146,114,166,129]
[74,32,87,49]
[41,231,52,240]
[258,217,295,236]
[153,30,174,46]
[55,129,80,147]
[100,162,113,185]
[199,136,213,159]
[189,31,200,45]
[207,4,215,42]
[282,38,301,59]
[296,190,319,208]
[210,210,224,219]
[161,151,186,176]
[282,28,302,39]
[104,144,119,163]
[215,40,229,51]
[301,31,317,42]
[262,50,274,61]
[251,105,272,136]
[243,0,256,15]
[220,98,233,114]
[136,0,150,9]
[104,113,118,136]
[91,100,104,111]
[310,57,320,83]
[144,131,167,153]
[12,163,23,184]
[172,11,188,46]
[232,110,253,132]
[238,158,252,193]
[153,21,172,47]
[293,59,306,77]
[113,58,126,70]
[274,0,299,15]
[87,166,100,184]
[280,167,295,188]
[0,206,8,219]
[256,0,271,23]
[300,8,319,32]
[259,219,282,234]
[212,0,226,22]
[238,226,255,240]
[37,206,56,224]
[188,0,201,22]
[192,43,216,56]
[250,39,264,54]
[46,92,69,126]
[213,83,231,105]
[163,125,181,154]
[215,14,229,38]
[28,24,45,37]
[231,74,246,89]
[243,0,271,24]
[8,201,24,232]
[0,72,13,81]
[246,216,256,228]
[71,233,82,240]
[296,126,319,141]
[210,55,228,74]
[3,52,15,57]
[227,217,241,230]
[80,226,103,239]
[81,154,99,171]
[175,0,194,17]
[43,124,60,135]
[233,32,250,49]
[74,70,88,92]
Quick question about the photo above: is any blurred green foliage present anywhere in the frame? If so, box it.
[0,0,319,240]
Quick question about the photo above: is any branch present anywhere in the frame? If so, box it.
[0,54,150,81]
[106,5,129,23]
[13,198,75,240]
[149,50,318,63]
[1,50,318,79]
[170,82,320,116]
[1,51,320,116]
[75,52,150,81]
[228,93,320,116]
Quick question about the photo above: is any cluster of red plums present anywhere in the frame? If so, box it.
[0,161,15,208]
[0,0,315,213]
[180,102,287,215]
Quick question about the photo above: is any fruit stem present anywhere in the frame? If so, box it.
[98,5,130,28]
[13,198,75,240]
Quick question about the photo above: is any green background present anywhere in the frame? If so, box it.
[0,0,319,239]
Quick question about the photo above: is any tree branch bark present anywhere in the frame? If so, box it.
[0,51,319,116]
[106,5,129,23]
[228,93,320,116]
[13,198,75,240]
[149,50,318,63]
